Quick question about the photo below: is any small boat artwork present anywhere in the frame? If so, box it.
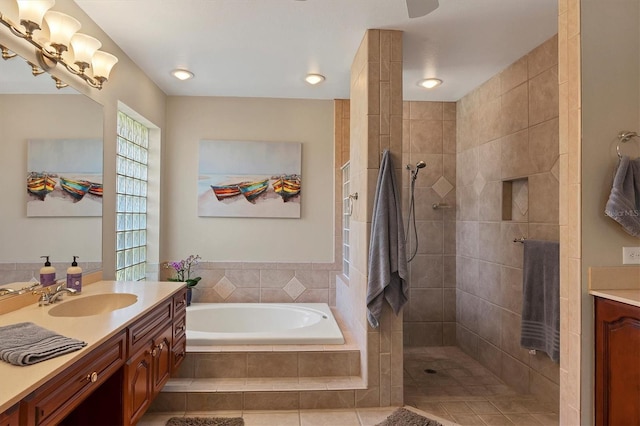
[26,172,57,200]
[239,179,269,203]
[59,177,92,201]
[87,182,103,197]
[210,183,242,201]
[271,174,301,202]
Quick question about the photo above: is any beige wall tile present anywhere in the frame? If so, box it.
[299,391,355,409]
[501,129,533,179]
[528,35,559,78]
[410,101,443,120]
[501,83,529,136]
[529,67,559,127]
[501,57,528,95]
[243,392,299,410]
[409,120,444,154]
[186,393,243,411]
[528,172,560,224]
[529,118,559,173]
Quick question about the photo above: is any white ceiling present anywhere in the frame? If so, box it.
[5,0,559,101]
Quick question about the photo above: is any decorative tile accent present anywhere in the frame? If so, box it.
[551,157,560,181]
[472,172,486,196]
[214,277,237,300]
[513,181,529,216]
[433,176,454,198]
[283,277,306,300]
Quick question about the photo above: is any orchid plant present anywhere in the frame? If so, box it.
[166,254,202,288]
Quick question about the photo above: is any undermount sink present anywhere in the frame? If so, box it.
[48,293,138,317]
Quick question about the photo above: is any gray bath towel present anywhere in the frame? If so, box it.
[366,150,409,328]
[605,155,640,237]
[520,240,560,363]
[0,322,87,366]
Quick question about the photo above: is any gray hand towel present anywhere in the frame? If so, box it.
[0,322,87,366]
[366,150,409,328]
[605,155,640,237]
[520,240,560,363]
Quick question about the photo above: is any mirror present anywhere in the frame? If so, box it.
[0,53,103,292]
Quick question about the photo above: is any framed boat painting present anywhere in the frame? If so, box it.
[198,140,302,218]
[27,139,103,217]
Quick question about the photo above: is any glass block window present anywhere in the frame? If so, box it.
[116,111,148,281]
[341,162,351,278]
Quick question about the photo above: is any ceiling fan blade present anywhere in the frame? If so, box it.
[406,0,439,18]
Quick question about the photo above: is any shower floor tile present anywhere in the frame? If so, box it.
[403,346,559,425]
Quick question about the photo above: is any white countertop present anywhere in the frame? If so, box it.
[589,289,640,308]
[0,280,184,413]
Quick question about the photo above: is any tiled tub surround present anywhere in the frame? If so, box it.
[150,309,371,412]
[455,35,560,405]
[0,261,102,286]
[160,261,342,306]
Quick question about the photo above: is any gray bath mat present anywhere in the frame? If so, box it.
[376,407,444,426]
[166,417,244,426]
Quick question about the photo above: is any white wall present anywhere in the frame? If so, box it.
[0,94,103,263]
[163,96,335,262]
[581,1,640,422]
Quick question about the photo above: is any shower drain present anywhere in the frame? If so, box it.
[424,368,437,374]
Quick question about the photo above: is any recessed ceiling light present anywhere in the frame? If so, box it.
[171,69,194,81]
[305,73,325,85]
[418,78,442,89]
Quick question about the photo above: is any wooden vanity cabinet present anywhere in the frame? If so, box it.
[0,403,19,426]
[22,331,127,426]
[595,297,640,426]
[124,292,183,425]
[171,290,187,373]
[2,288,188,426]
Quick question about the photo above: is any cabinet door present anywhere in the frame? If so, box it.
[595,297,640,426]
[124,345,153,425]
[153,324,173,392]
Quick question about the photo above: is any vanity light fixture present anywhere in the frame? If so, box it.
[171,69,194,81]
[0,0,118,90]
[305,73,325,85]
[418,78,443,89]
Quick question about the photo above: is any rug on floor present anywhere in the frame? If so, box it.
[165,417,244,426]
[375,407,444,426]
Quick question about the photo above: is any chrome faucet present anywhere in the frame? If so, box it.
[37,285,77,306]
[0,288,18,296]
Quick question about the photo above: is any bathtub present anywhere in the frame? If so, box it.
[186,303,345,345]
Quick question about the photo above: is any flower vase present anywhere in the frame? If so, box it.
[186,287,192,306]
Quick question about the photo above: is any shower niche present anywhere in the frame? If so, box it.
[502,177,529,222]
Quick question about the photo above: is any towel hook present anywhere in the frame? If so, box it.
[616,131,640,158]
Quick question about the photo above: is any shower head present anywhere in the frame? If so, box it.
[409,160,426,182]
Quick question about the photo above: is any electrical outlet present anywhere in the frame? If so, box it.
[622,247,640,265]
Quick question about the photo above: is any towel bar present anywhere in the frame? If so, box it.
[617,131,640,158]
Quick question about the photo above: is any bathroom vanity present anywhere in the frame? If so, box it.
[0,281,187,425]
[589,266,640,426]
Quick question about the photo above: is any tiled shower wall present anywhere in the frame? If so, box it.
[455,35,560,404]
[402,101,457,347]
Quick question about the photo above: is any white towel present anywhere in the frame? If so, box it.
[366,150,409,328]
[0,322,87,366]
[605,155,640,237]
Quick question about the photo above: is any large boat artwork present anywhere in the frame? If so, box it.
[27,172,103,202]
[210,174,301,204]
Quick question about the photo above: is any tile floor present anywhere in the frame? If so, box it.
[140,346,559,426]
[404,347,559,425]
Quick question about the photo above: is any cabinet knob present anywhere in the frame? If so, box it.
[151,348,158,357]
[178,300,186,306]
[157,343,164,351]
[86,372,98,383]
